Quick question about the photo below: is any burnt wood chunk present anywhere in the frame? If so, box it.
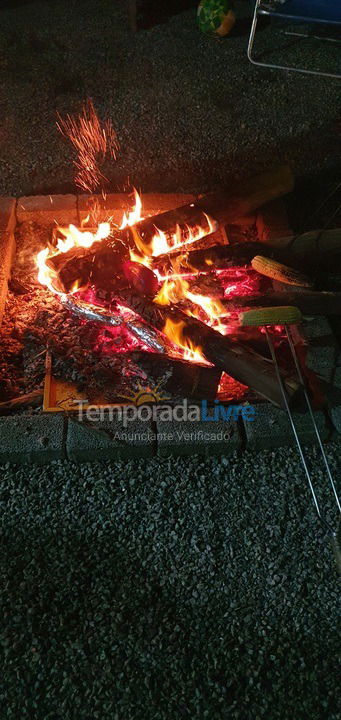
[131,352,221,400]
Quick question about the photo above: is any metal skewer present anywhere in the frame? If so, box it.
[240,306,341,572]
[265,325,341,573]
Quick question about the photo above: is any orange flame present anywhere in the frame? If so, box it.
[36,190,228,351]
[132,213,217,259]
[36,222,112,295]
[120,189,143,229]
[163,318,207,364]
[185,291,229,333]
[154,255,229,333]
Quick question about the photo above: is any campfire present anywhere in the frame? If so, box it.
[4,102,334,414]
[28,159,309,411]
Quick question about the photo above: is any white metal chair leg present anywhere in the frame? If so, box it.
[247,0,262,64]
[247,1,341,79]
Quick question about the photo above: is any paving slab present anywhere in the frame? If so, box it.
[156,404,242,457]
[77,192,196,225]
[66,416,155,462]
[17,195,78,225]
[314,364,341,388]
[243,404,329,450]
[0,197,16,232]
[0,414,66,464]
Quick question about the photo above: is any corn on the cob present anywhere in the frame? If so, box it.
[251,255,313,287]
[240,306,302,327]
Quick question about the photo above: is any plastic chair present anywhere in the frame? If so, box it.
[247,0,341,78]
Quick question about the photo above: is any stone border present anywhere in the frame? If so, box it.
[0,193,340,464]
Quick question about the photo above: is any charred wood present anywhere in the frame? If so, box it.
[118,288,301,409]
[131,351,221,400]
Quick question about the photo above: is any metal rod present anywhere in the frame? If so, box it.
[285,326,341,513]
[265,328,323,519]
[283,30,341,44]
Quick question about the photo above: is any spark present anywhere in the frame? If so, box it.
[56,100,119,192]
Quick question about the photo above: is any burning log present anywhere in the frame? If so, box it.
[48,244,158,296]
[46,165,294,294]
[152,240,322,278]
[118,288,301,409]
[153,242,274,275]
[126,164,293,256]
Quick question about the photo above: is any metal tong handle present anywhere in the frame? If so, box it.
[265,326,341,563]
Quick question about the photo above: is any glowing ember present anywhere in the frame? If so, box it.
[57,100,118,192]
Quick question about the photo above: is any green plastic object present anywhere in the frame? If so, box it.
[197,0,236,36]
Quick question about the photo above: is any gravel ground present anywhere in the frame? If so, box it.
[1,445,340,718]
[0,0,339,196]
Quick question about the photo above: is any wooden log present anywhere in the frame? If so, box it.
[257,228,341,272]
[130,351,221,400]
[154,241,274,275]
[46,165,294,293]
[0,389,43,413]
[222,290,341,316]
[118,288,301,409]
[155,229,341,281]
[124,164,293,256]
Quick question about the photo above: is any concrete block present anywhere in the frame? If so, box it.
[243,404,328,450]
[0,231,15,279]
[314,366,341,389]
[17,195,78,225]
[333,367,341,389]
[156,407,242,457]
[66,416,155,462]
[77,192,196,225]
[0,197,16,232]
[302,317,332,339]
[330,406,341,434]
[306,343,338,373]
[0,232,15,326]
[0,414,66,464]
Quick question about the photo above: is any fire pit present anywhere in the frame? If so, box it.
[1,170,341,464]
[31,165,305,409]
